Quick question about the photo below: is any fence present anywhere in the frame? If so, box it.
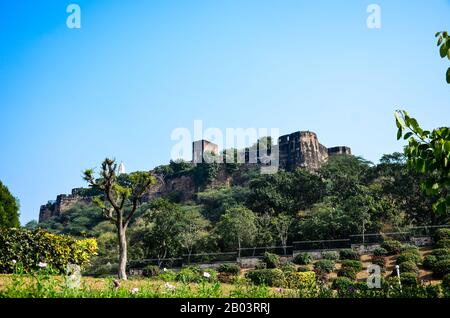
[83,224,449,275]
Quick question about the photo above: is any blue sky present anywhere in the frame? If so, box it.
[0,0,449,224]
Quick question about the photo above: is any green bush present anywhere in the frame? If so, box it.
[293,253,312,265]
[322,251,339,261]
[423,255,437,270]
[400,272,419,286]
[339,249,359,260]
[262,252,280,269]
[431,248,450,259]
[245,269,285,287]
[314,260,335,273]
[332,277,355,291]
[176,267,201,283]
[442,273,450,290]
[142,265,161,278]
[398,261,419,274]
[0,228,97,274]
[285,271,317,291]
[341,260,363,272]
[337,267,357,280]
[381,240,403,255]
[158,269,177,281]
[373,247,388,256]
[435,239,450,249]
[433,259,450,278]
[297,266,310,272]
[400,245,420,256]
[396,252,421,265]
[218,263,240,275]
[280,262,296,274]
[435,228,450,242]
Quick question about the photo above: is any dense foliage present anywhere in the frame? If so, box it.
[0,227,97,273]
[0,180,19,228]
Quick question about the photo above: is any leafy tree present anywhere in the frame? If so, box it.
[197,186,250,221]
[192,161,220,190]
[247,169,325,215]
[255,213,275,247]
[273,213,294,255]
[83,158,157,280]
[142,198,185,266]
[216,206,257,258]
[0,180,19,228]
[435,31,450,83]
[395,110,449,213]
[179,206,210,264]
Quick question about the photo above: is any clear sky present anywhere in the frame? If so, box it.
[1,0,449,225]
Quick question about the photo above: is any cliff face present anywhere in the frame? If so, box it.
[39,193,91,222]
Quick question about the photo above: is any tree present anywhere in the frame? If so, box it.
[143,199,185,267]
[273,213,294,255]
[216,206,257,258]
[435,31,450,83]
[179,207,210,264]
[83,158,157,280]
[0,180,19,228]
[395,110,450,214]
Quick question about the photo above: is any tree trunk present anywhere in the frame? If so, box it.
[118,227,128,280]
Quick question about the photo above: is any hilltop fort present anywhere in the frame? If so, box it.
[39,130,350,222]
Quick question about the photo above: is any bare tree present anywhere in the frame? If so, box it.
[84,158,157,280]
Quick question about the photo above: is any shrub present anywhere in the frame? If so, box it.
[373,247,388,257]
[423,255,437,270]
[262,252,280,269]
[0,228,97,274]
[433,259,450,278]
[280,262,296,273]
[431,248,450,259]
[400,244,420,256]
[371,255,386,269]
[217,272,235,284]
[442,274,450,290]
[142,265,161,278]
[396,252,421,265]
[332,277,355,291]
[435,228,450,242]
[341,260,363,272]
[398,261,419,275]
[381,240,403,255]
[314,260,335,273]
[218,263,240,275]
[297,266,310,272]
[400,272,419,286]
[322,251,339,261]
[339,249,359,260]
[176,267,201,283]
[285,271,317,291]
[245,269,285,287]
[158,269,177,281]
[435,239,450,249]
[337,267,357,280]
[293,253,312,265]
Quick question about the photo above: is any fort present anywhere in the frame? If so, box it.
[192,130,351,172]
[39,130,350,223]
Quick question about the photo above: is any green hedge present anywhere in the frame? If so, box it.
[262,252,280,269]
[396,252,421,265]
[341,260,363,272]
[218,263,240,275]
[245,268,285,287]
[0,227,97,273]
[436,239,450,249]
[314,259,335,273]
[433,259,450,278]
